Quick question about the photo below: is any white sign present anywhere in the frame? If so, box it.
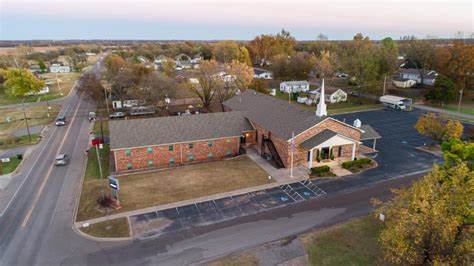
[1,158,11,163]
[99,143,103,149]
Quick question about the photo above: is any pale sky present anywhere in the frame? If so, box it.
[0,0,473,40]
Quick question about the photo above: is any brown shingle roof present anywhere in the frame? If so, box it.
[224,90,323,140]
[300,129,338,150]
[109,111,253,150]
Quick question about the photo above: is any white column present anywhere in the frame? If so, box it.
[373,139,377,150]
[308,149,313,168]
[351,143,356,160]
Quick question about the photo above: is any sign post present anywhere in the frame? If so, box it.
[108,176,120,204]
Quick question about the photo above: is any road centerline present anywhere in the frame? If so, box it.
[21,97,83,228]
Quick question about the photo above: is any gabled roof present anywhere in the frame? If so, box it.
[398,68,438,79]
[109,111,253,150]
[300,129,338,149]
[224,90,324,140]
[253,68,271,75]
[280,80,309,86]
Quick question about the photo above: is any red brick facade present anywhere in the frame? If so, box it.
[113,137,241,172]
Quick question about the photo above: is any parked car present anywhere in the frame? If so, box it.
[336,72,349,78]
[55,115,66,126]
[54,153,69,166]
[88,112,96,121]
[109,112,125,119]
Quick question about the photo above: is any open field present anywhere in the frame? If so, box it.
[0,133,41,150]
[0,46,64,55]
[77,155,271,221]
[80,217,130,238]
[0,156,22,175]
[0,105,60,136]
[0,72,80,105]
[300,216,383,265]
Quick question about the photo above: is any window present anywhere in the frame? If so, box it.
[147,147,153,154]
[125,149,131,156]
[127,163,132,170]
[188,143,194,149]
[226,150,232,156]
[226,139,231,143]
[169,158,175,166]
[188,154,195,161]
[148,160,153,166]
[208,152,213,158]
[208,140,213,147]
[168,145,174,151]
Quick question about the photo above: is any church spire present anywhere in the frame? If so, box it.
[316,79,327,117]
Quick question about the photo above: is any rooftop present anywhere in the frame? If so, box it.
[280,80,309,86]
[109,111,253,150]
[224,90,323,140]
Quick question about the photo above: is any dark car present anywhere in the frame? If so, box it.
[109,112,125,119]
[55,115,66,126]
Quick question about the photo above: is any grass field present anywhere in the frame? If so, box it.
[0,105,60,136]
[300,216,383,266]
[0,72,80,105]
[77,155,271,221]
[80,217,130,238]
[0,156,22,175]
[427,103,474,116]
[0,133,41,150]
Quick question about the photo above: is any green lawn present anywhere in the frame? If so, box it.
[80,217,130,238]
[0,156,22,175]
[0,105,61,136]
[0,133,41,150]
[428,103,474,116]
[300,216,384,266]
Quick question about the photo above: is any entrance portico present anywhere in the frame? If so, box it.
[301,130,359,169]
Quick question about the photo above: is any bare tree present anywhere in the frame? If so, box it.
[76,73,105,104]
[191,60,222,110]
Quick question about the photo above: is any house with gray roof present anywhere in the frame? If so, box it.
[395,68,438,86]
[280,81,310,93]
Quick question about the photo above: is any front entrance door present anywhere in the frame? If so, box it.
[321,147,330,160]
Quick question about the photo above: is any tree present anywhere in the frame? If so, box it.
[376,163,473,265]
[129,72,176,108]
[212,41,241,63]
[415,112,463,143]
[315,50,336,78]
[425,74,456,104]
[248,29,295,66]
[104,54,126,80]
[249,79,268,94]
[76,73,105,104]
[237,46,252,66]
[402,39,435,86]
[445,41,474,93]
[191,60,222,109]
[1,68,44,97]
[378,37,398,76]
[215,60,254,110]
[37,60,47,73]
[441,139,474,169]
[271,52,316,80]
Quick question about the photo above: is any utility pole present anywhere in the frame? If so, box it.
[22,100,32,142]
[103,87,110,115]
[99,115,104,142]
[382,75,387,96]
[96,144,103,179]
[458,89,463,112]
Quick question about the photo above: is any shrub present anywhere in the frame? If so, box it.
[330,149,334,160]
[311,165,330,175]
[342,158,372,170]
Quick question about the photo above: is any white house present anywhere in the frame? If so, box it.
[315,86,347,103]
[392,77,417,88]
[279,81,309,93]
[27,86,50,96]
[253,68,273,79]
[395,68,438,86]
[49,63,71,73]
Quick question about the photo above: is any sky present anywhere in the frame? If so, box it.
[1,0,473,40]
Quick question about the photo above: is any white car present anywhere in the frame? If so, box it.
[54,154,69,166]
[55,116,66,126]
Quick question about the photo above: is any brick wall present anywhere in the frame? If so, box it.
[113,137,240,172]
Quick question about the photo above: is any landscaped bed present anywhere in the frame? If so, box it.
[342,158,375,173]
[310,165,336,178]
[76,155,272,221]
[80,217,130,238]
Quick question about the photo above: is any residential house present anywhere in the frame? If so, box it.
[253,68,273,79]
[154,55,173,70]
[395,68,438,86]
[279,81,310,93]
[392,77,417,88]
[49,63,71,73]
[315,86,348,103]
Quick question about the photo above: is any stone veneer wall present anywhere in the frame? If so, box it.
[113,136,241,172]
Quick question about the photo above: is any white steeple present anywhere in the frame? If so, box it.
[316,79,327,117]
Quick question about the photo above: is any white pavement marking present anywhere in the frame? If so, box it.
[21,98,83,228]
[0,102,74,217]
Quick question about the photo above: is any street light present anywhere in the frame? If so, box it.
[458,89,463,112]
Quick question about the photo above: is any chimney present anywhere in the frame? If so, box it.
[316,79,328,117]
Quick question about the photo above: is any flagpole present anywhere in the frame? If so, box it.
[290,131,294,178]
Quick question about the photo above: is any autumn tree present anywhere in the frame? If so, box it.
[191,60,222,109]
[445,41,474,93]
[103,54,126,80]
[378,37,398,77]
[415,112,463,143]
[248,29,296,66]
[76,73,105,104]
[212,41,241,63]
[425,74,456,104]
[129,72,176,108]
[1,68,44,97]
[376,162,473,265]
[249,79,268,94]
[315,50,337,78]
[215,60,254,110]
[271,52,316,80]
[441,139,474,170]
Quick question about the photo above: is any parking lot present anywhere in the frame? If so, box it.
[130,180,326,239]
[131,108,443,239]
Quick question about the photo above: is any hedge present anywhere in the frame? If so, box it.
[311,165,331,175]
[342,158,372,170]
